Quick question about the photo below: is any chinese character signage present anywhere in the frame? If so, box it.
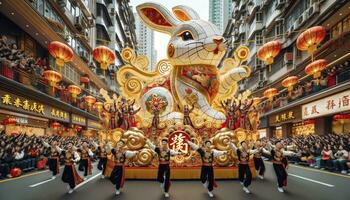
[302,90,350,119]
[72,114,86,126]
[269,107,302,125]
[1,93,45,115]
[168,131,191,154]
[50,108,69,122]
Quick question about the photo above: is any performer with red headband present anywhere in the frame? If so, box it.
[106,140,138,195]
[42,139,61,179]
[61,142,83,194]
[78,141,94,180]
[187,139,227,198]
[146,138,181,198]
[265,141,297,193]
[229,141,260,194]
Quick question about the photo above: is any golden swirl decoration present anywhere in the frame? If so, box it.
[234,46,250,62]
[135,148,153,166]
[193,116,205,129]
[234,128,248,145]
[214,154,230,166]
[204,121,213,129]
[212,129,236,151]
[125,77,143,95]
[124,129,146,150]
[121,47,136,63]
[134,55,149,71]
[156,59,173,75]
[241,65,251,78]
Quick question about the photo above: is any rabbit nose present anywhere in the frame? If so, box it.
[213,37,224,45]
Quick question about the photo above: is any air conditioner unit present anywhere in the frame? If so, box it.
[276,0,285,9]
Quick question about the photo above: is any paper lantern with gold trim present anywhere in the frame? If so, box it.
[93,102,104,113]
[257,40,282,72]
[48,41,73,71]
[282,76,299,96]
[92,46,116,76]
[67,85,81,102]
[43,70,62,90]
[305,59,327,79]
[84,95,97,108]
[296,26,326,58]
[52,122,61,130]
[263,88,278,102]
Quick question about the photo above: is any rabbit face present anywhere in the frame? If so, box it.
[137,3,226,67]
[168,20,226,66]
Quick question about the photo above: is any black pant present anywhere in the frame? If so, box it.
[253,157,265,176]
[0,163,10,178]
[48,158,59,176]
[98,158,107,174]
[157,164,170,192]
[238,163,252,187]
[200,165,214,191]
[320,159,333,170]
[273,163,287,187]
[110,166,123,190]
[81,159,89,176]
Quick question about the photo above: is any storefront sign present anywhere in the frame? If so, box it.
[15,117,28,124]
[72,114,86,126]
[0,91,70,122]
[269,107,302,125]
[87,119,102,129]
[302,90,350,119]
[1,93,45,115]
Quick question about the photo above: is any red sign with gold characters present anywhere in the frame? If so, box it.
[168,131,191,154]
[302,90,350,119]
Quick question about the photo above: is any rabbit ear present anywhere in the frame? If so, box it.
[137,3,179,34]
[172,5,200,21]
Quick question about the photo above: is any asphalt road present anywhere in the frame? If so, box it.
[0,162,349,200]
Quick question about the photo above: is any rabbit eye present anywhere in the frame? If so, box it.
[180,31,194,41]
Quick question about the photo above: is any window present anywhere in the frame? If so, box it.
[258,70,264,81]
[275,22,283,37]
[256,12,263,22]
[256,31,263,45]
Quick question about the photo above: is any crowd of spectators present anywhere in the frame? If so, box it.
[0,35,99,114]
[264,134,350,175]
[0,132,98,179]
[259,62,350,114]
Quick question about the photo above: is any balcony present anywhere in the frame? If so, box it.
[247,19,263,40]
[265,9,281,29]
[247,0,262,17]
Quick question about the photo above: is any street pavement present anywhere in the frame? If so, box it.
[0,162,349,200]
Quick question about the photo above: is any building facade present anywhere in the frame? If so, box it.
[0,0,136,137]
[224,0,350,138]
[134,12,157,72]
[209,0,233,33]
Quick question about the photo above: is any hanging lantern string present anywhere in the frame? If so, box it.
[53,27,316,49]
[259,51,350,105]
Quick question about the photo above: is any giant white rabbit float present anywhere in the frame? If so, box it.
[116,2,251,126]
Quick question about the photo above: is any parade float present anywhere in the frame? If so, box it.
[96,3,261,179]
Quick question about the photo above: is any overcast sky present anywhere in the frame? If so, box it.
[129,0,209,61]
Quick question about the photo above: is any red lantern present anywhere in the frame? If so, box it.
[305,59,327,79]
[84,95,96,108]
[52,122,61,130]
[296,26,326,59]
[93,102,104,113]
[282,76,299,96]
[48,41,74,72]
[67,85,81,102]
[43,70,62,90]
[75,125,82,132]
[2,117,16,126]
[92,46,115,76]
[263,88,278,102]
[257,40,282,72]
[10,168,22,177]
